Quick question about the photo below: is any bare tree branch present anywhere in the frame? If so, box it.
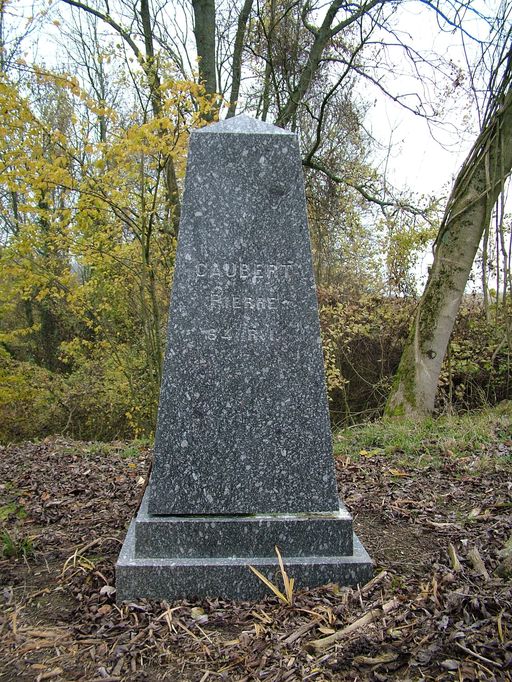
[60,0,143,61]
[276,0,384,127]
[227,0,254,117]
[304,157,432,219]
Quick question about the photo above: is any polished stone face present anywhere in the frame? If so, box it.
[116,521,372,602]
[148,115,340,515]
[137,491,354,559]
[116,116,373,601]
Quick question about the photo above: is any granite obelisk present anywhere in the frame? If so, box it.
[116,115,372,600]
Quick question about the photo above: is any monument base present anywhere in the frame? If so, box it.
[116,490,373,601]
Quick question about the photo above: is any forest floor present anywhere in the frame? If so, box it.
[0,406,511,681]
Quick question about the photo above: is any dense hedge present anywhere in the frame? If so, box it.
[319,290,512,425]
[1,293,510,442]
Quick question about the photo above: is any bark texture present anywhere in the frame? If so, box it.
[192,0,217,95]
[226,0,254,118]
[386,78,512,417]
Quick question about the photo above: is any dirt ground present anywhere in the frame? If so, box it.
[0,437,510,681]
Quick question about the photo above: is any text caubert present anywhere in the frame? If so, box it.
[193,260,295,343]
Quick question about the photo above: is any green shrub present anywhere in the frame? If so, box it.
[0,347,66,442]
[320,291,512,425]
[2,291,511,442]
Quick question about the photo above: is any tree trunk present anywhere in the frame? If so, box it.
[192,0,217,96]
[139,0,181,234]
[260,0,276,122]
[386,83,512,417]
[226,0,253,118]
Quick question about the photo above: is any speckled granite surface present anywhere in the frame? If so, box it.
[116,115,372,601]
[135,490,353,558]
[117,520,373,601]
[149,114,339,515]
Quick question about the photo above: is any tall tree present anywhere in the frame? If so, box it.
[386,38,512,417]
[226,0,253,117]
[60,0,182,234]
[192,0,217,95]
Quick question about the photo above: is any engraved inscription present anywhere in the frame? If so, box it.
[210,287,285,312]
[200,328,274,342]
[192,260,296,343]
[196,261,295,282]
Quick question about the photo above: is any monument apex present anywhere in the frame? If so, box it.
[194,113,293,134]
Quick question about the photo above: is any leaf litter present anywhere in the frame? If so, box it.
[0,437,510,681]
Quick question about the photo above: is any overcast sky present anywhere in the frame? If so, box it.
[363,1,493,198]
[14,0,503,222]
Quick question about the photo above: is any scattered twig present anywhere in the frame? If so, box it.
[61,536,122,576]
[467,547,490,580]
[455,641,501,668]
[282,620,320,645]
[425,520,462,530]
[306,599,400,652]
[359,570,388,595]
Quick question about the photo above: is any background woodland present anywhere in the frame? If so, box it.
[0,0,511,442]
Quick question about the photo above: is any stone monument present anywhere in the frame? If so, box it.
[116,115,372,600]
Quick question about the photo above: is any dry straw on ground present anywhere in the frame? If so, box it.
[0,437,510,681]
